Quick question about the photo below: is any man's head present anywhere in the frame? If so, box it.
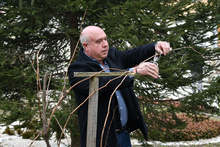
[80,26,109,64]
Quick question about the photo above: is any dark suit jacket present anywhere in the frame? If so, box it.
[68,43,156,147]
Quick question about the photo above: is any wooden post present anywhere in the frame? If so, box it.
[86,76,99,147]
[74,72,134,147]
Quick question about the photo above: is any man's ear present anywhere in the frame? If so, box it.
[82,42,87,49]
[83,42,89,54]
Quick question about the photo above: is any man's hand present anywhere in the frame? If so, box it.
[155,41,172,55]
[132,41,172,79]
[135,62,159,79]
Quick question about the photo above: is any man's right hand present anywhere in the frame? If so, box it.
[134,62,159,79]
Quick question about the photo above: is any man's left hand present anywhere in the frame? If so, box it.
[155,41,172,55]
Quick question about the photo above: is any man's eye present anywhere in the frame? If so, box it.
[96,40,102,44]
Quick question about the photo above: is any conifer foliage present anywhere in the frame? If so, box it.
[0,0,219,145]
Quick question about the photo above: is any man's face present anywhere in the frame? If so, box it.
[83,28,109,63]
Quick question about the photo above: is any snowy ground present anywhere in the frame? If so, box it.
[1,134,220,147]
[146,136,220,146]
[1,123,220,147]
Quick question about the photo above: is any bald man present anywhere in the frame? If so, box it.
[68,26,171,147]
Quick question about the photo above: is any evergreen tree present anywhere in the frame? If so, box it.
[0,0,219,146]
[99,0,219,142]
[0,0,129,146]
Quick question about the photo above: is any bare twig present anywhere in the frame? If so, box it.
[53,115,71,146]
[29,57,37,73]
[100,73,129,147]
[29,133,40,147]
[47,8,88,140]
[42,72,51,147]
[29,72,51,147]
[36,49,42,91]
[47,71,101,131]
[172,46,205,58]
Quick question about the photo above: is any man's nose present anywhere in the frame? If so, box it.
[102,40,108,47]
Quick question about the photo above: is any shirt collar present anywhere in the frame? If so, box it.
[83,50,107,65]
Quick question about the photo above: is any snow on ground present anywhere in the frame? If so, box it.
[0,123,70,147]
[1,135,220,147]
[147,136,220,146]
[0,133,70,147]
[1,121,220,147]
[1,125,220,147]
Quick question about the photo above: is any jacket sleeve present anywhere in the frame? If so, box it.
[111,43,156,69]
